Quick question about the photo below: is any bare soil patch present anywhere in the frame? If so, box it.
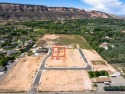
[36,34,59,47]
[46,49,85,68]
[121,31,125,33]
[83,49,116,72]
[39,70,92,91]
[0,56,43,92]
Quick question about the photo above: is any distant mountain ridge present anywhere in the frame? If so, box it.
[0,3,120,21]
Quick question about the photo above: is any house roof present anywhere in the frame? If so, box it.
[36,48,48,53]
[92,77,111,83]
[6,50,18,56]
[0,66,5,72]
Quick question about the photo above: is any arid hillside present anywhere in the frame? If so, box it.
[0,3,117,21]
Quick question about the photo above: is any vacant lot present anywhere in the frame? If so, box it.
[83,49,116,72]
[36,34,59,47]
[36,34,92,49]
[46,49,85,68]
[39,70,92,91]
[0,56,43,92]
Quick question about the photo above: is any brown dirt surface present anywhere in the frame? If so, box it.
[39,70,92,91]
[0,56,43,92]
[83,49,116,72]
[36,34,59,47]
[121,31,125,33]
[83,49,104,61]
[46,49,85,68]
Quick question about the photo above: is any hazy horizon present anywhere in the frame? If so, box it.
[0,0,125,16]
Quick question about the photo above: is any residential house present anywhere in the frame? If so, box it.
[6,50,18,57]
[0,66,5,75]
[99,42,109,50]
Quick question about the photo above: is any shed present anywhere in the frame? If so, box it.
[92,77,111,83]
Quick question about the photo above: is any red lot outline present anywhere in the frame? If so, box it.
[51,47,65,57]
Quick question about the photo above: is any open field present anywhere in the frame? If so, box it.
[36,34,92,49]
[39,70,92,91]
[0,56,43,92]
[83,49,116,72]
[46,49,86,68]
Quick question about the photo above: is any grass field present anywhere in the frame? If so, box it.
[36,34,92,49]
[52,34,92,49]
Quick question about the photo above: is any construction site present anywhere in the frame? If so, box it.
[0,34,119,93]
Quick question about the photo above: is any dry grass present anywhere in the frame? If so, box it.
[36,34,92,49]
[91,60,106,65]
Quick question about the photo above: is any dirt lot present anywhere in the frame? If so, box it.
[0,56,43,92]
[36,34,60,47]
[46,49,85,68]
[83,49,116,72]
[39,70,92,91]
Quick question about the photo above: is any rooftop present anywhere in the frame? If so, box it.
[0,66,5,72]
[92,77,111,83]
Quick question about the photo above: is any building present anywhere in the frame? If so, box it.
[36,48,48,53]
[0,66,5,75]
[6,50,18,57]
[99,42,109,50]
[92,77,111,83]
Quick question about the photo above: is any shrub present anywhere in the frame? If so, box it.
[104,86,125,91]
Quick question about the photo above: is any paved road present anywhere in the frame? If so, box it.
[78,48,92,70]
[29,48,52,94]
[44,67,86,70]
[29,48,92,94]
[34,48,52,85]
[40,49,53,70]
[33,71,43,86]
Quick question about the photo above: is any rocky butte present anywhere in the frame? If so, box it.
[0,3,118,21]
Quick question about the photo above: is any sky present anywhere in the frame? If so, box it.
[0,0,125,15]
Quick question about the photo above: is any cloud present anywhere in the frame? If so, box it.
[81,0,125,15]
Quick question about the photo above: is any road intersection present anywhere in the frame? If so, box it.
[29,48,92,94]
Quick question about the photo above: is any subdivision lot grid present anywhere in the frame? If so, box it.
[51,47,65,60]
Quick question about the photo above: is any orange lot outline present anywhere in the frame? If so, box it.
[51,47,65,57]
